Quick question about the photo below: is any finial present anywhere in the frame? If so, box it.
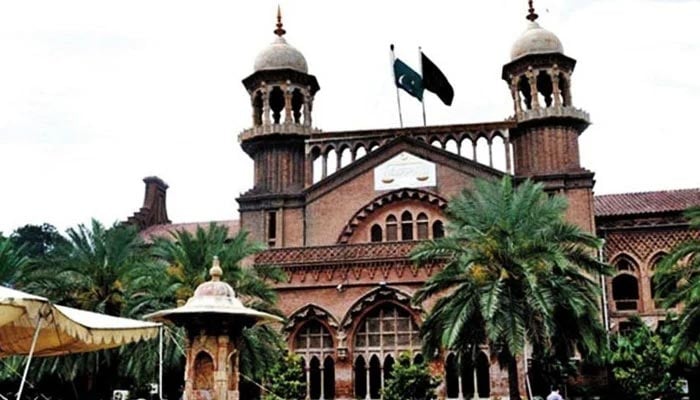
[274,5,286,37]
[526,0,539,21]
[210,256,223,281]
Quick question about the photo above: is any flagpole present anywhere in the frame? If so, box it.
[419,46,427,126]
[390,44,404,128]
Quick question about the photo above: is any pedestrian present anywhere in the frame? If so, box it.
[547,386,564,400]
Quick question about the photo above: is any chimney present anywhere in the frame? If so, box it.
[125,176,171,230]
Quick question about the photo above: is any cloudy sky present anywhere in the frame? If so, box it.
[0,0,698,234]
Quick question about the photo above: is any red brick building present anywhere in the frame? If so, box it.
[126,9,700,400]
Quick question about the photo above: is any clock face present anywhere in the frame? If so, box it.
[374,152,436,191]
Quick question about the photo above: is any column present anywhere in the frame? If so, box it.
[284,83,293,124]
[321,154,328,179]
[320,366,325,400]
[527,68,540,110]
[306,365,311,400]
[487,140,493,168]
[504,134,512,174]
[365,367,371,400]
[551,65,562,107]
[262,85,271,126]
[510,76,523,114]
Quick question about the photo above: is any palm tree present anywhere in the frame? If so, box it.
[0,236,29,286]
[412,177,609,399]
[148,223,287,388]
[655,206,700,365]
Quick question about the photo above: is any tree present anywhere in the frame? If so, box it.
[10,223,69,260]
[261,352,305,400]
[412,177,609,399]
[608,317,684,400]
[23,219,154,399]
[149,223,287,386]
[382,352,439,400]
[0,236,29,286]
[655,206,700,366]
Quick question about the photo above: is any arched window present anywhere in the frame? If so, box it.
[612,257,640,311]
[269,86,284,124]
[291,88,304,123]
[454,351,490,399]
[253,91,263,126]
[612,274,639,311]
[536,70,553,107]
[386,215,398,241]
[416,213,429,240]
[194,352,214,393]
[650,254,669,309]
[401,211,414,241]
[354,356,367,399]
[354,304,421,398]
[476,352,490,398]
[432,220,445,239]
[445,353,459,398]
[294,320,335,399]
[324,356,335,399]
[370,224,383,243]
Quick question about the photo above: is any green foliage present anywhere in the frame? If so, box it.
[382,352,439,400]
[149,223,287,384]
[0,235,29,285]
[654,206,700,366]
[412,177,610,399]
[608,317,684,400]
[10,223,69,260]
[262,352,305,400]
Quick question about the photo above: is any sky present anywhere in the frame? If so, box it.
[0,0,698,235]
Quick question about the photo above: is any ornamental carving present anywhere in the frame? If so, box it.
[339,287,420,330]
[336,188,448,244]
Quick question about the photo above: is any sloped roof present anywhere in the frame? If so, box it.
[595,188,700,217]
[140,220,240,243]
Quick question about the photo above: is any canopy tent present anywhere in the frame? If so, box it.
[0,285,161,357]
[0,285,162,399]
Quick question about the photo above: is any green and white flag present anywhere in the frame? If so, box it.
[393,58,424,101]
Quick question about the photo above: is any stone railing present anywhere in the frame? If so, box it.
[239,123,321,142]
[516,106,590,124]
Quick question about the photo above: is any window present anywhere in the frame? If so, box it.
[612,257,640,311]
[267,211,277,247]
[370,224,383,243]
[444,352,490,399]
[612,274,639,311]
[416,213,429,239]
[354,304,421,398]
[386,215,398,241]
[401,211,413,241]
[432,220,444,239]
[294,321,335,399]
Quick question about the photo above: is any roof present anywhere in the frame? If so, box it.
[140,220,240,243]
[595,188,700,217]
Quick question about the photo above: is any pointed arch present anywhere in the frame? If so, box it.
[340,286,419,330]
[336,188,448,243]
[285,303,339,333]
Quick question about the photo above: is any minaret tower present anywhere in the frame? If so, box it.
[502,1,595,232]
[237,8,320,247]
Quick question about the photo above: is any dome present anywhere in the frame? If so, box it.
[510,21,564,60]
[254,36,308,74]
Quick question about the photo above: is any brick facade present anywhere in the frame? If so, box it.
[129,10,700,400]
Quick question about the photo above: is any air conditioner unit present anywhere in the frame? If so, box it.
[112,390,129,400]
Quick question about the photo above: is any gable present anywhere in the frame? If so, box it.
[303,136,505,246]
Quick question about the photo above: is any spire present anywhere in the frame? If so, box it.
[274,5,286,37]
[526,0,539,22]
[210,256,223,282]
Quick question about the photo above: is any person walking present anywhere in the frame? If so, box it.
[547,387,564,400]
